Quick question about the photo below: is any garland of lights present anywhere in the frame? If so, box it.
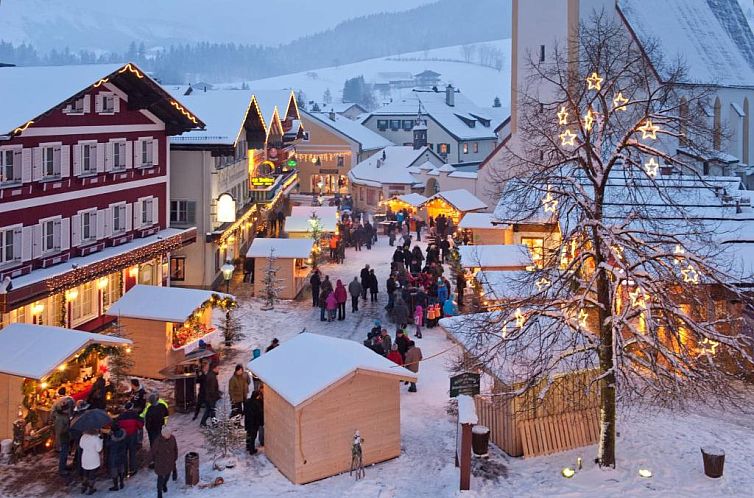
[298,152,352,164]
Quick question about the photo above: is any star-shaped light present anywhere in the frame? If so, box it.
[515,308,526,328]
[629,287,649,309]
[542,186,559,213]
[583,109,595,132]
[612,92,629,111]
[644,158,660,177]
[586,72,603,91]
[700,338,720,355]
[557,106,569,125]
[560,129,577,146]
[681,264,699,284]
[501,323,509,339]
[673,244,685,265]
[535,277,551,291]
[577,309,589,329]
[612,245,624,260]
[638,119,660,140]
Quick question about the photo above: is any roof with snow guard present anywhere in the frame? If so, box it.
[107,285,233,322]
[458,244,532,269]
[348,145,441,187]
[458,213,507,229]
[246,238,314,259]
[304,110,394,151]
[426,189,487,212]
[364,89,508,140]
[0,324,132,380]
[247,333,416,407]
[618,0,754,88]
[0,63,204,136]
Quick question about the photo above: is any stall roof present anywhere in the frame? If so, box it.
[0,324,131,380]
[284,215,338,234]
[390,193,428,208]
[458,213,507,230]
[290,205,339,220]
[458,244,532,269]
[106,285,232,322]
[248,333,416,407]
[246,238,314,259]
[425,189,487,212]
[475,270,534,301]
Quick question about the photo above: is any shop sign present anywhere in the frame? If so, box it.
[251,177,275,187]
[319,168,339,174]
[449,372,480,398]
[217,193,237,223]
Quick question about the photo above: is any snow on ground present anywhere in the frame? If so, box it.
[236,40,511,111]
[2,232,754,497]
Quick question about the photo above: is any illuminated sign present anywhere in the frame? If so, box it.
[251,177,275,187]
[287,159,298,168]
[217,193,237,223]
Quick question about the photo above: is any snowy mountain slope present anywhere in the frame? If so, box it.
[243,40,512,112]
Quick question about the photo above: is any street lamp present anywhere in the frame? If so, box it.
[221,259,234,293]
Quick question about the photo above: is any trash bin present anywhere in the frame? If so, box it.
[701,447,725,478]
[185,452,200,486]
[472,425,490,457]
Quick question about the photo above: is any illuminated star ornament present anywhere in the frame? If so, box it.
[638,119,660,140]
[643,158,660,178]
[557,106,569,125]
[583,109,595,132]
[629,287,649,309]
[612,92,629,111]
[577,309,589,329]
[560,129,577,146]
[535,277,551,291]
[700,338,720,355]
[673,244,685,264]
[681,263,699,284]
[514,308,526,328]
[586,72,603,91]
[542,186,559,213]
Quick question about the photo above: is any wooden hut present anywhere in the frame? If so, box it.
[0,324,131,441]
[458,244,532,272]
[106,285,231,379]
[383,193,427,216]
[283,215,338,239]
[422,189,487,224]
[458,213,507,245]
[247,333,416,484]
[246,238,314,300]
[440,313,600,458]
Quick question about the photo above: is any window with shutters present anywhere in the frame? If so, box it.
[70,281,95,324]
[81,143,97,174]
[81,210,96,242]
[142,197,154,225]
[110,141,126,171]
[112,204,127,233]
[42,146,60,177]
[102,94,115,113]
[71,97,85,114]
[170,200,196,225]
[0,148,20,184]
[41,218,60,253]
[140,139,154,167]
[0,227,19,264]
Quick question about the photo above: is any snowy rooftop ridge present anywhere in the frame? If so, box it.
[246,238,314,259]
[304,110,394,151]
[165,88,255,145]
[458,212,506,229]
[247,333,416,407]
[348,145,438,186]
[426,189,487,212]
[106,285,233,322]
[458,244,532,269]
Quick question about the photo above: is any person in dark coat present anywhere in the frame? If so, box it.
[385,274,398,310]
[192,361,209,421]
[391,296,410,326]
[200,364,221,427]
[392,247,405,267]
[348,277,362,313]
[359,265,370,300]
[129,379,147,414]
[243,390,264,455]
[309,270,322,307]
[439,237,451,263]
[456,273,467,308]
[53,398,73,476]
[363,221,374,249]
[69,400,90,478]
[149,427,178,498]
[321,275,333,294]
[143,394,169,447]
[395,330,411,362]
[87,376,106,410]
[105,425,127,491]
[319,287,330,321]
[116,402,143,477]
[368,269,379,302]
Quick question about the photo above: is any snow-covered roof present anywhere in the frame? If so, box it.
[475,270,534,301]
[305,110,393,151]
[349,146,436,186]
[458,212,506,230]
[246,238,314,259]
[252,89,296,123]
[290,206,339,219]
[618,0,754,88]
[426,189,487,212]
[0,324,131,380]
[390,193,428,208]
[247,333,416,406]
[107,285,232,322]
[284,215,338,233]
[365,89,507,140]
[458,244,532,269]
[167,89,255,145]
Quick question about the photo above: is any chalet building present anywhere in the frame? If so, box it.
[307,101,368,121]
[0,63,203,331]
[167,89,268,289]
[298,109,393,194]
[251,90,304,179]
[362,85,506,166]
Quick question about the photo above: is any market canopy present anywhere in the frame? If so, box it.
[458,244,533,269]
[106,285,233,322]
[246,238,314,259]
[248,333,416,407]
[0,324,132,380]
[424,189,487,213]
[387,193,428,209]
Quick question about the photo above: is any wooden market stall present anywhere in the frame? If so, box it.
[106,285,233,379]
[247,238,315,300]
[474,270,534,309]
[283,215,338,239]
[440,313,600,458]
[458,244,532,272]
[247,333,416,484]
[458,213,507,245]
[0,324,131,442]
[422,189,487,224]
[383,193,428,217]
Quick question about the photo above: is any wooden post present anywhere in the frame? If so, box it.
[459,422,472,491]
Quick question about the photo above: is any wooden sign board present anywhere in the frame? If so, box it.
[450,372,480,398]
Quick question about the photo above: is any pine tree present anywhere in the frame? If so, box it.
[308,212,324,267]
[261,248,284,310]
[219,310,245,347]
[107,320,134,406]
[323,88,333,105]
[200,398,246,465]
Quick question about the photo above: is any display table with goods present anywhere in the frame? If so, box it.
[106,285,235,379]
[0,324,131,445]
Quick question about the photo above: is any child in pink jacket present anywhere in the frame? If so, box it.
[414,304,423,338]
[325,291,338,322]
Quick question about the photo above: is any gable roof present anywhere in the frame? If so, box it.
[247,333,416,407]
[348,145,442,187]
[304,110,393,151]
[618,0,754,88]
[427,189,487,212]
[106,285,232,322]
[252,89,297,123]
[0,324,131,380]
[458,244,533,269]
[0,62,204,137]
[391,193,428,208]
[246,238,314,259]
[458,212,506,229]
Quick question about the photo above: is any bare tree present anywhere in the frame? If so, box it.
[461,44,476,63]
[479,13,754,468]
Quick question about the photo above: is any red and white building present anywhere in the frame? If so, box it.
[0,63,204,331]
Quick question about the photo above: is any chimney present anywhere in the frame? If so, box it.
[445,84,455,107]
[329,109,336,121]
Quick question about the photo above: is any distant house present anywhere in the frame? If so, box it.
[414,70,442,88]
[308,101,367,120]
[372,72,416,93]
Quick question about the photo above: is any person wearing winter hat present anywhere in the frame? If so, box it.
[116,401,143,477]
[149,426,178,498]
[105,423,127,491]
[142,393,169,450]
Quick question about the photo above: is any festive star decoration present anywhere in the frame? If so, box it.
[515,308,526,328]
[542,187,559,213]
[681,264,699,284]
[586,72,603,91]
[577,309,589,329]
[583,109,595,132]
[557,106,569,125]
[612,92,629,111]
[501,323,509,339]
[535,277,551,291]
[644,158,660,178]
[629,287,649,309]
[638,119,660,140]
[673,244,685,265]
[700,338,720,355]
[612,245,624,260]
[560,129,577,146]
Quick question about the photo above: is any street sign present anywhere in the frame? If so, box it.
[449,372,480,398]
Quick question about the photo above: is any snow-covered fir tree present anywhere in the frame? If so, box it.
[308,212,324,267]
[200,397,246,463]
[107,319,134,403]
[261,248,284,310]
